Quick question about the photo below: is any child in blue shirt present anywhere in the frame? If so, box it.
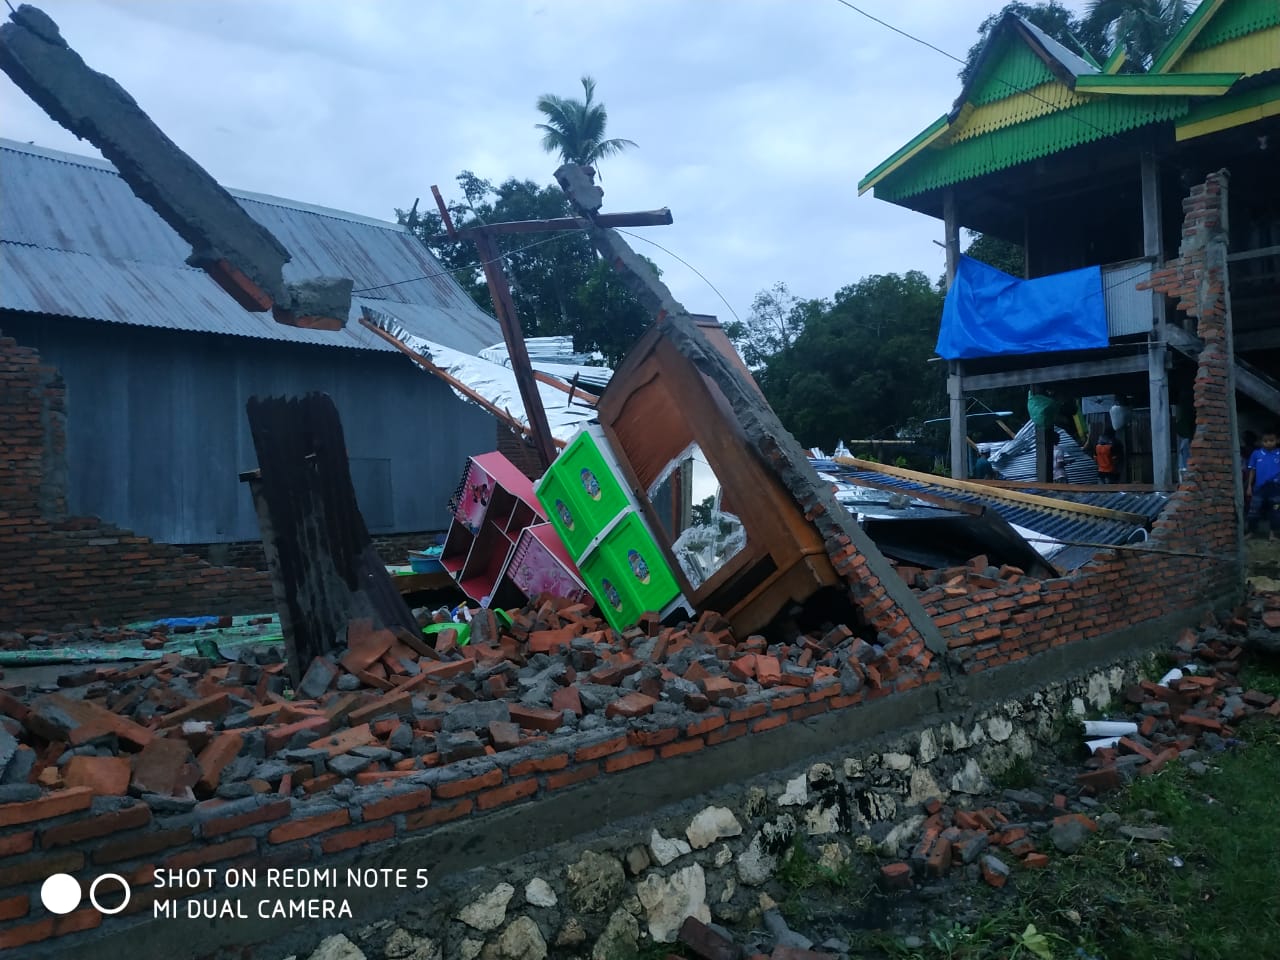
[1245,430,1280,540]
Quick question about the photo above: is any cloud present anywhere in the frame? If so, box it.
[0,0,1094,323]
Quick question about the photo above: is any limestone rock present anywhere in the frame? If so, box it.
[625,845,651,876]
[555,918,587,947]
[566,850,625,913]
[950,758,989,795]
[804,802,840,835]
[808,762,835,784]
[590,907,640,960]
[737,833,776,886]
[308,934,366,960]
[876,814,924,857]
[525,878,557,909]
[636,864,710,942]
[713,844,733,868]
[496,917,547,960]
[917,729,939,765]
[459,940,484,960]
[907,766,945,807]
[986,716,1014,743]
[881,752,913,771]
[818,842,848,873]
[778,773,808,806]
[686,805,742,849]
[649,828,691,866]
[457,883,515,932]
[384,929,441,960]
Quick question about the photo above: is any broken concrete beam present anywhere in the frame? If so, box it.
[26,693,153,749]
[0,5,352,328]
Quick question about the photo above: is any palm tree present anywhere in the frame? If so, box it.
[1082,0,1195,69]
[535,76,637,173]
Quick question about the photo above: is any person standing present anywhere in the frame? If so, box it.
[1090,429,1123,484]
[1245,430,1280,540]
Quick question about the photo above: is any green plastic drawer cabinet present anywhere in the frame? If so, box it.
[535,428,632,560]
[577,512,681,632]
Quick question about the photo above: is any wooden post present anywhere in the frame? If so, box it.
[943,189,960,289]
[1143,152,1174,490]
[949,366,968,479]
[243,394,420,686]
[470,229,558,472]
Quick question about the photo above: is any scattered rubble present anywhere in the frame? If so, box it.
[0,591,917,808]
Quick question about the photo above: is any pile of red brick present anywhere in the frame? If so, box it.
[877,619,1278,893]
[1077,625,1279,793]
[0,595,909,805]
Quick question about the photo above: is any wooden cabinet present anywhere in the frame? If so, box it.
[441,452,586,607]
[594,323,839,636]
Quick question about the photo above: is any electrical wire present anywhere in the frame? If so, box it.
[350,232,577,295]
[831,0,1120,144]
[617,228,743,326]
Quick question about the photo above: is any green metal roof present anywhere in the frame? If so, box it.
[873,96,1190,202]
[1190,0,1280,51]
[969,32,1056,106]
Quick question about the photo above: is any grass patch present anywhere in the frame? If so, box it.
[992,755,1038,790]
[861,664,1280,959]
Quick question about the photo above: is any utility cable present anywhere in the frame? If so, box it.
[831,0,1120,145]
[617,228,743,325]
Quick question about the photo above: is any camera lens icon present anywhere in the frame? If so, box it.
[41,873,131,916]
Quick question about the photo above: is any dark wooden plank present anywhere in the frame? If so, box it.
[245,393,419,685]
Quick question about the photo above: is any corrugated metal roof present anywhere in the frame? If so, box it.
[875,95,1190,201]
[0,139,501,354]
[828,466,1166,572]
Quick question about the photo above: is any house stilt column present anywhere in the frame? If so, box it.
[1143,152,1174,489]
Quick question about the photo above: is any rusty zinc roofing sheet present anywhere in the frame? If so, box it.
[0,138,501,354]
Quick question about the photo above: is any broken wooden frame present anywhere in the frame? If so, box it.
[552,164,946,651]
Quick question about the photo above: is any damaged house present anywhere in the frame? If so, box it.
[859,0,1280,487]
[0,138,513,626]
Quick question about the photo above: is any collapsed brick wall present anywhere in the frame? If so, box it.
[0,174,1245,955]
[0,334,273,632]
[916,171,1242,672]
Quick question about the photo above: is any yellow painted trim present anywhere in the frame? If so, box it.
[1172,26,1280,79]
[1080,82,1236,96]
[1155,0,1229,73]
[1176,96,1280,140]
[1104,48,1127,74]
[858,119,951,195]
[947,81,1089,144]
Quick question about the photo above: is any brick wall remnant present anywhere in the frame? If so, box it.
[0,333,273,631]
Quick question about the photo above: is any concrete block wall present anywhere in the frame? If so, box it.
[0,333,273,632]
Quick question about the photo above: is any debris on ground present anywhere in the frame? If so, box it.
[0,594,916,805]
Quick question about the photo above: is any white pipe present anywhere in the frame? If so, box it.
[1082,720,1138,737]
[1086,736,1121,753]
[1158,668,1183,687]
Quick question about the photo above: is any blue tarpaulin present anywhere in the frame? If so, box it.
[937,256,1107,360]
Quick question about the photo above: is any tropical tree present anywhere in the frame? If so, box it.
[724,282,815,370]
[399,171,653,362]
[753,272,947,450]
[960,2,1099,84]
[1081,0,1195,69]
[535,75,637,171]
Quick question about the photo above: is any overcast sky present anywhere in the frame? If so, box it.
[0,0,1094,325]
